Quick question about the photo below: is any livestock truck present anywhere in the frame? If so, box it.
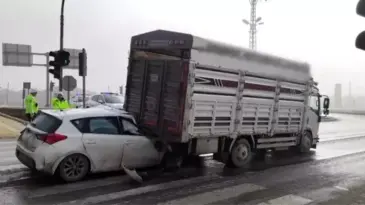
[123,29,330,168]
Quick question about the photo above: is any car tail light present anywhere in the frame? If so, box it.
[39,133,67,145]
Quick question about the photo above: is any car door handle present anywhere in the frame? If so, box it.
[85,140,96,145]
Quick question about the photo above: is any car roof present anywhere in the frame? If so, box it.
[42,107,132,120]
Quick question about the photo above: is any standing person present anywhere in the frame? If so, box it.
[24,89,39,121]
[52,93,70,110]
[51,92,59,108]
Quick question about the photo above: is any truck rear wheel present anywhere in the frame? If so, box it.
[227,138,252,168]
[297,131,312,153]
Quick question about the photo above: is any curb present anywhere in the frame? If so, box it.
[0,112,27,125]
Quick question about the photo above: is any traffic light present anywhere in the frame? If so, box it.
[49,67,61,79]
[48,50,71,80]
[356,0,365,50]
[78,49,87,76]
[59,50,71,66]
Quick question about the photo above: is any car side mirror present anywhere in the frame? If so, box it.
[97,100,104,104]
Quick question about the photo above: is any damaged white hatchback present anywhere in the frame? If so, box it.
[15,107,169,182]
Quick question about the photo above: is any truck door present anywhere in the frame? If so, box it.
[140,61,164,134]
[125,58,188,141]
[307,95,320,139]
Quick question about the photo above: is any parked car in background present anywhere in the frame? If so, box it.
[15,107,167,182]
[70,95,91,108]
[86,92,125,109]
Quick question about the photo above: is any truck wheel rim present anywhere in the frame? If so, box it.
[63,156,86,178]
[235,144,249,161]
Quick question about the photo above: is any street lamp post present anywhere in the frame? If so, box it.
[242,0,267,50]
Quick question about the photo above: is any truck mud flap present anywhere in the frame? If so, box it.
[121,162,143,183]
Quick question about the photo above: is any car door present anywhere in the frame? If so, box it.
[119,117,161,169]
[81,116,126,172]
[98,95,106,105]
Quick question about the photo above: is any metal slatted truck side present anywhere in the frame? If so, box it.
[124,29,330,168]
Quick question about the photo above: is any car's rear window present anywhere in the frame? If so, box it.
[32,112,62,133]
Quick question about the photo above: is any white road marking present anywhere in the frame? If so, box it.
[334,186,349,191]
[0,156,19,163]
[57,174,223,205]
[258,194,312,205]
[0,141,17,146]
[315,148,365,160]
[157,183,266,205]
[0,164,27,173]
[28,175,132,198]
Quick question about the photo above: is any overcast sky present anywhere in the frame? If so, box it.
[0,0,364,96]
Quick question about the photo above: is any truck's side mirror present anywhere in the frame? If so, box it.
[323,98,330,109]
[323,98,330,116]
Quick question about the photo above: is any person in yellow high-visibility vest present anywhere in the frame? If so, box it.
[52,93,71,110]
[25,89,39,121]
[51,92,59,108]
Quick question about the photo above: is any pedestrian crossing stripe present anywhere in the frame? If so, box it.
[156,183,265,205]
[0,140,26,174]
[53,172,352,205]
[257,194,312,205]
[58,174,224,205]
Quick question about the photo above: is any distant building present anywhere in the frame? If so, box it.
[334,83,342,108]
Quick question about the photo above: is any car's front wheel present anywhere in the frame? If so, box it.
[58,154,90,182]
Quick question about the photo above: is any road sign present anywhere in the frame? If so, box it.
[2,43,33,67]
[23,82,31,89]
[62,75,77,91]
[63,48,82,69]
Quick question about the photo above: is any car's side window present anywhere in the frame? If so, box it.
[91,95,99,101]
[99,95,105,103]
[87,117,120,135]
[71,118,87,132]
[120,117,140,135]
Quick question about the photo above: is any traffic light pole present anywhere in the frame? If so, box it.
[45,53,50,107]
[59,0,66,92]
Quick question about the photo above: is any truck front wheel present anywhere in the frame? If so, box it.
[297,131,312,153]
[227,138,252,168]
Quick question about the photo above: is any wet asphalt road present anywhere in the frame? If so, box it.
[2,113,365,204]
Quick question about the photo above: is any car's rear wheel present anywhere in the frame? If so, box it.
[58,154,90,182]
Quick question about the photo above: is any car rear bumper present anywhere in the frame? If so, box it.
[15,143,57,175]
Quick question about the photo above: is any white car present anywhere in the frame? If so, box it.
[70,95,91,108]
[15,107,167,182]
[86,93,124,110]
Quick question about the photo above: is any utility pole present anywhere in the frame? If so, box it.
[59,0,65,91]
[242,0,267,50]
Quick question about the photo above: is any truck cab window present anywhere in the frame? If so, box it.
[309,95,319,114]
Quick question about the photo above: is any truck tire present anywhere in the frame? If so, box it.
[227,138,252,168]
[161,152,183,172]
[297,131,312,153]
